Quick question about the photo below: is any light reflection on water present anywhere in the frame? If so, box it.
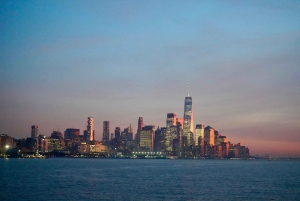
[1,158,300,200]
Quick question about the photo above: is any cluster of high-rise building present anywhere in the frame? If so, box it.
[0,91,250,158]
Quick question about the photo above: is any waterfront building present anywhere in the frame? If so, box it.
[222,142,230,158]
[0,134,15,154]
[103,121,110,144]
[79,142,89,154]
[229,144,239,158]
[212,135,229,157]
[236,143,250,158]
[48,138,65,152]
[139,125,155,151]
[228,143,249,158]
[90,142,108,154]
[204,142,213,157]
[37,135,48,153]
[215,145,223,158]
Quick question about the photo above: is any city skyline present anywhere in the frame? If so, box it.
[1,1,300,157]
[0,90,292,158]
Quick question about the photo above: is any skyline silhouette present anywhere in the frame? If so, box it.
[1,1,299,157]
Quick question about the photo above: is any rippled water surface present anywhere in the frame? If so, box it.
[1,158,300,200]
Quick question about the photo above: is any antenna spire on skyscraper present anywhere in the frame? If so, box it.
[188,82,190,97]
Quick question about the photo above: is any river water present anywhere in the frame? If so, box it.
[1,158,299,200]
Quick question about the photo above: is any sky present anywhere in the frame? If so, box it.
[1,0,300,157]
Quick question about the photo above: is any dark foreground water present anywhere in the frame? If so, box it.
[1,158,300,201]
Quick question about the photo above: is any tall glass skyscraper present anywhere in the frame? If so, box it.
[103,121,110,144]
[136,117,143,143]
[183,96,194,147]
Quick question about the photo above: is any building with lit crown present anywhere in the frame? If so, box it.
[87,117,94,141]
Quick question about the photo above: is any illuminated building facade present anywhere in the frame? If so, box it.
[139,125,155,151]
[103,121,110,144]
[0,134,15,154]
[195,124,204,146]
[204,126,215,146]
[166,113,177,127]
[2,90,251,158]
[51,131,63,139]
[87,117,94,141]
[37,135,48,152]
[183,96,194,147]
[48,138,65,152]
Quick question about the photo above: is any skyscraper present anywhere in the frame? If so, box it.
[166,113,177,152]
[195,124,204,146]
[87,117,94,141]
[196,124,205,157]
[166,113,177,127]
[137,117,143,134]
[115,127,121,139]
[204,126,214,146]
[31,125,38,139]
[136,117,143,143]
[124,124,133,141]
[183,87,194,147]
[103,121,110,144]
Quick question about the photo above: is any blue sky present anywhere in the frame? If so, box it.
[1,0,300,157]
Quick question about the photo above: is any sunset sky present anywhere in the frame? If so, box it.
[1,0,300,157]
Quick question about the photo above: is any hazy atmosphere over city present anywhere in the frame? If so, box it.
[1,0,300,157]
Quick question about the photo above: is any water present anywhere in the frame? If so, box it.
[1,158,300,200]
